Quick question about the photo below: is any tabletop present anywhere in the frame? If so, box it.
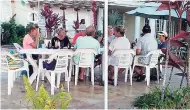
[19,49,74,55]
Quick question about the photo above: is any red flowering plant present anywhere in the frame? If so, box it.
[92,1,97,26]
[153,1,190,88]
[41,3,62,39]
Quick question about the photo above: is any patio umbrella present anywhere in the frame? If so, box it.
[126,2,186,21]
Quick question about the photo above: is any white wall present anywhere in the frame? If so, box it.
[11,1,95,38]
[0,0,12,23]
[124,13,145,42]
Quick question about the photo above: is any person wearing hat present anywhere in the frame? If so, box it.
[51,28,71,48]
[135,24,158,82]
[72,24,86,45]
[157,31,168,49]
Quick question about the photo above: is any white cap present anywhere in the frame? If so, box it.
[157,31,168,37]
[77,24,86,30]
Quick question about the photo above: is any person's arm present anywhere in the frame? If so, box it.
[29,37,38,49]
[136,40,142,55]
[30,29,40,48]
[72,34,78,45]
[108,40,114,56]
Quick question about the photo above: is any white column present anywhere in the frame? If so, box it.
[97,8,104,32]
[134,16,141,40]
[149,18,156,38]
[163,20,167,32]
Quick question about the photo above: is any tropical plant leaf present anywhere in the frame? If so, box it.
[170,40,187,48]
[171,31,190,41]
[156,1,182,11]
[108,10,122,27]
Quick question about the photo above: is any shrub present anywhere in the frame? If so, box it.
[15,25,26,38]
[133,87,190,109]
[1,17,27,45]
[22,76,72,109]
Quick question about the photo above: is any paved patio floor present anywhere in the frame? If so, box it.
[1,67,186,109]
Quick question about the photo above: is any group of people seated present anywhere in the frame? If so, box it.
[21,21,168,85]
[22,23,103,82]
[108,25,168,85]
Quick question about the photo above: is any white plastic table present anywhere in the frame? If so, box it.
[20,48,73,84]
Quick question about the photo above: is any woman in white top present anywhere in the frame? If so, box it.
[108,26,131,85]
[108,26,116,45]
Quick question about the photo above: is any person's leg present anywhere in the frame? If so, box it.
[135,66,145,82]
[79,67,85,80]
[118,68,125,74]
[94,54,102,68]
[108,65,114,80]
[28,54,39,76]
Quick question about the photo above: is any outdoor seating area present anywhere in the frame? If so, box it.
[1,0,190,109]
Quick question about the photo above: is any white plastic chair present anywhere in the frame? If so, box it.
[111,49,135,86]
[73,48,98,86]
[36,50,73,95]
[132,49,162,86]
[1,51,29,95]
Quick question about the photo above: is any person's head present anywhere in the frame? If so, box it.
[28,24,39,37]
[57,28,67,38]
[80,19,85,24]
[86,26,96,37]
[157,31,168,42]
[142,25,151,34]
[114,26,126,37]
[77,24,86,36]
[108,26,114,36]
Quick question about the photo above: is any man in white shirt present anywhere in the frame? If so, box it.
[108,26,131,84]
[135,25,158,82]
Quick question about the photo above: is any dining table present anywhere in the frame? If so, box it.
[20,47,105,85]
[20,48,74,84]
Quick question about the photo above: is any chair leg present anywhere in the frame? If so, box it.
[26,69,29,79]
[72,65,75,76]
[129,66,133,85]
[91,67,94,86]
[156,67,160,84]
[132,64,135,74]
[41,72,45,80]
[57,73,61,88]
[35,69,41,91]
[124,67,128,82]
[146,66,150,86]
[75,66,79,86]
[68,63,72,82]
[66,71,70,92]
[8,71,12,95]
[65,71,68,82]
[51,72,55,95]
[86,68,89,77]
[114,66,118,86]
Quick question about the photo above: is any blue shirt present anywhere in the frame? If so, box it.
[158,42,167,49]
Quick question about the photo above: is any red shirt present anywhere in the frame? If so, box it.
[72,33,85,45]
